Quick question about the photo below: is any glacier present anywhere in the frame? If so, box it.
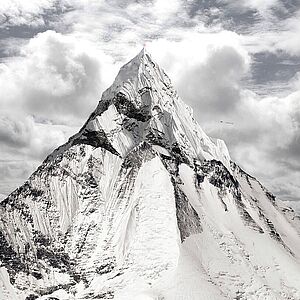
[0,49,300,300]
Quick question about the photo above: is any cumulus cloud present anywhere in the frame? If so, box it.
[177,46,248,117]
[0,112,76,160]
[0,0,63,27]
[0,111,77,199]
[0,112,76,200]
[0,30,116,125]
[225,0,281,15]
[0,114,33,148]
[147,31,250,118]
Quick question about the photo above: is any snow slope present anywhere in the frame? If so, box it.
[0,49,300,300]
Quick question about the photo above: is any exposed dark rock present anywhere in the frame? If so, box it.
[92,291,114,299]
[195,160,264,233]
[72,129,120,157]
[113,91,151,122]
[145,129,166,148]
[35,283,75,298]
[258,211,293,254]
[95,262,115,275]
[32,231,82,282]
[138,86,152,95]
[172,177,202,242]
[33,232,51,246]
[0,182,43,222]
[265,191,276,203]
[25,295,39,300]
[198,160,239,191]
[36,246,72,272]
[160,155,202,242]
[121,141,155,170]
[0,231,27,283]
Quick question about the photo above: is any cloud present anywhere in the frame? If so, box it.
[177,45,248,117]
[0,0,63,27]
[0,30,117,125]
[0,112,77,198]
[0,112,75,160]
[59,0,203,60]
[147,31,250,118]
[145,33,300,205]
[0,114,33,148]
[239,6,300,57]
[0,28,118,198]
[274,10,300,55]
[202,83,300,204]
[225,0,281,15]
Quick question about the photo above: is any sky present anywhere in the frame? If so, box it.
[0,0,299,212]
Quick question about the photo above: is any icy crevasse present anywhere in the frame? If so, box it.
[0,50,300,300]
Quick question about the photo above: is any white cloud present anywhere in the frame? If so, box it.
[0,112,79,198]
[0,112,76,160]
[227,0,281,15]
[240,7,300,56]
[0,159,38,199]
[151,0,181,22]
[0,114,33,148]
[0,0,60,26]
[0,30,117,125]
[147,31,250,117]
[0,111,77,198]
[274,10,300,56]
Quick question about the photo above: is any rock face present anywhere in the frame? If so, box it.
[1,49,300,300]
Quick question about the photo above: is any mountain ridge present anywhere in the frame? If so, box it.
[0,50,300,300]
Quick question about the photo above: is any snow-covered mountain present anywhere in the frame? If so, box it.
[1,49,300,300]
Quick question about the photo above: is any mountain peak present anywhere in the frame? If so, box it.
[135,46,148,60]
[1,50,300,300]
[107,48,163,94]
[45,50,231,168]
[77,50,231,165]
